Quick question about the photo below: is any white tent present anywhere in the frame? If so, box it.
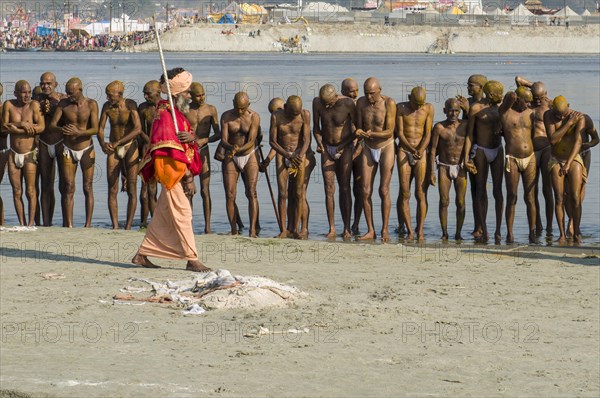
[509,4,533,16]
[581,9,592,16]
[302,2,349,13]
[487,7,507,16]
[470,5,486,15]
[509,3,533,24]
[424,3,439,14]
[555,6,582,20]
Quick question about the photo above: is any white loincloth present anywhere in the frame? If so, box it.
[63,143,93,163]
[39,138,63,159]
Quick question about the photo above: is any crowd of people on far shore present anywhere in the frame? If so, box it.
[0,71,597,249]
[0,29,162,51]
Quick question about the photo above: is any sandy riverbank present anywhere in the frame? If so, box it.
[0,227,598,397]
[134,23,600,54]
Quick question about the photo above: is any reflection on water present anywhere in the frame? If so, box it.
[1,52,598,245]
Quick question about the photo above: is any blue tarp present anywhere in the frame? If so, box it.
[217,14,236,24]
[36,26,61,36]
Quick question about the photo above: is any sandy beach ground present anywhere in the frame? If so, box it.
[135,23,600,54]
[0,227,598,397]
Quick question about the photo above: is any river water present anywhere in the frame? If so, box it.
[1,52,598,244]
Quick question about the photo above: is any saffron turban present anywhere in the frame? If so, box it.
[161,71,193,96]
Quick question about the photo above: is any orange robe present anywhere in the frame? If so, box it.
[137,100,202,261]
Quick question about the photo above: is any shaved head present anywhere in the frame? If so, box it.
[190,82,205,95]
[319,84,337,108]
[268,97,284,114]
[341,78,359,99]
[468,74,487,87]
[65,77,83,102]
[39,72,58,95]
[552,95,569,116]
[15,80,30,92]
[40,72,57,83]
[444,98,461,121]
[483,80,504,104]
[363,77,382,105]
[515,86,533,102]
[66,77,82,88]
[410,86,426,103]
[285,95,303,116]
[144,80,160,92]
[531,81,546,98]
[319,84,337,101]
[233,92,249,108]
[106,80,124,94]
[444,98,460,109]
[364,77,381,92]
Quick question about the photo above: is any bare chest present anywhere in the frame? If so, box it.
[9,104,33,123]
[63,104,91,125]
[321,108,349,128]
[362,104,386,128]
[107,107,132,126]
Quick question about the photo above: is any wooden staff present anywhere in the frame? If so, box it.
[153,16,178,131]
[258,145,282,232]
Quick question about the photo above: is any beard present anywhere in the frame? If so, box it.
[175,94,190,114]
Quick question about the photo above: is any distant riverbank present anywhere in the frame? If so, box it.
[134,23,600,54]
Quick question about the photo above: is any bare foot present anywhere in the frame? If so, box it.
[249,231,258,238]
[441,233,449,241]
[204,228,212,234]
[494,233,501,245]
[535,225,543,237]
[357,231,376,241]
[132,254,161,268]
[573,234,583,245]
[475,232,489,243]
[342,230,352,240]
[381,230,389,243]
[454,233,463,241]
[556,235,566,245]
[529,233,537,244]
[506,234,514,244]
[227,229,240,236]
[351,225,359,235]
[186,260,212,273]
[395,225,406,235]
[546,228,553,237]
[471,228,482,237]
[276,230,291,239]
[298,230,309,240]
[326,229,337,240]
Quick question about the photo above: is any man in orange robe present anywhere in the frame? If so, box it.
[132,68,210,272]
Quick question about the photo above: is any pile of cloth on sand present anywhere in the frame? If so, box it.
[113,269,306,314]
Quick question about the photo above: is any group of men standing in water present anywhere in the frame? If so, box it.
[0,71,597,244]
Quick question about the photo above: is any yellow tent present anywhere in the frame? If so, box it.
[240,3,268,23]
[447,6,464,15]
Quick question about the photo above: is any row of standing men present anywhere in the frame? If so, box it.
[0,73,596,244]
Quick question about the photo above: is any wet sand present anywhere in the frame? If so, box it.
[0,227,598,397]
